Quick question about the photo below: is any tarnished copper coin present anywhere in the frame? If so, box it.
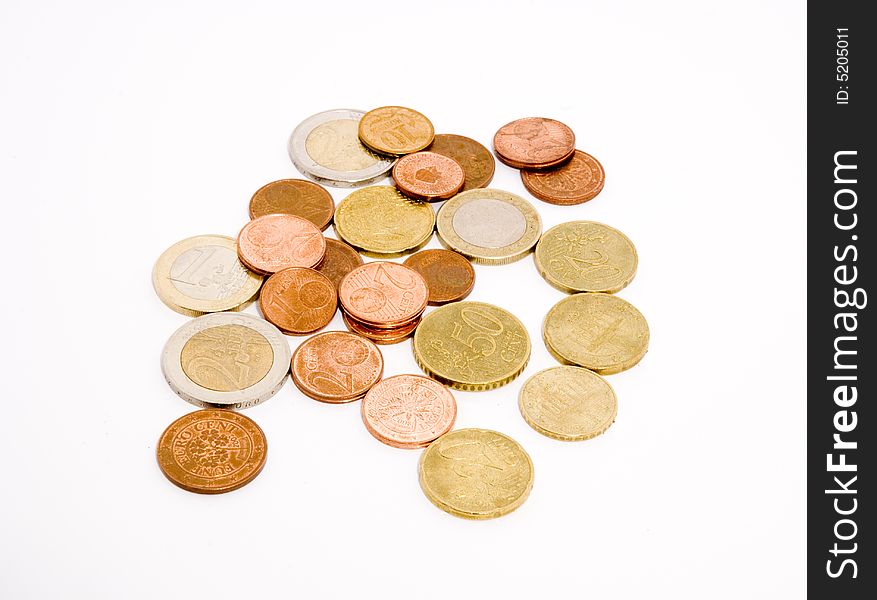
[156,409,267,494]
[237,214,326,275]
[427,134,495,191]
[291,331,384,403]
[342,313,421,345]
[493,117,575,170]
[392,151,464,202]
[259,267,337,335]
[248,179,335,230]
[403,249,475,305]
[521,150,605,205]
[361,374,456,449]
[339,262,428,328]
[358,106,434,156]
[315,238,364,289]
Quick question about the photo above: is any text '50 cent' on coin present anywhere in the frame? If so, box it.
[542,293,649,375]
[521,150,605,205]
[427,134,495,191]
[413,301,530,391]
[518,366,617,441]
[288,109,395,187]
[493,117,575,170]
[248,179,335,230]
[153,235,262,316]
[157,409,267,494]
[361,375,456,449]
[534,221,638,294]
[436,188,542,265]
[418,428,533,519]
[258,267,337,335]
[161,312,291,410]
[237,214,326,275]
[358,106,434,156]
[291,331,383,403]
[392,151,465,202]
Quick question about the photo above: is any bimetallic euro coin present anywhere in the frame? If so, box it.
[334,186,435,257]
[418,428,534,519]
[413,301,530,391]
[518,366,617,441]
[161,312,291,409]
[436,189,542,265]
[152,235,262,317]
[288,109,395,187]
[542,293,649,375]
[534,221,638,294]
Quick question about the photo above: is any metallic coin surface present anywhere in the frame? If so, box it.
[315,238,364,289]
[237,214,326,275]
[339,262,428,327]
[153,235,262,316]
[403,249,475,305]
[418,428,533,519]
[259,267,337,335]
[342,313,421,345]
[427,134,495,191]
[358,106,434,156]
[519,366,617,441]
[248,179,335,230]
[534,221,638,294]
[493,117,576,169]
[413,301,530,391]
[157,409,267,494]
[521,150,605,205]
[288,109,395,187]
[162,312,291,409]
[543,293,649,375]
[436,189,542,265]
[361,374,456,449]
[291,331,383,403]
[392,151,464,202]
[334,186,435,256]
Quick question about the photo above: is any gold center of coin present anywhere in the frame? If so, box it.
[306,119,380,171]
[169,245,250,301]
[451,198,526,248]
[180,324,274,392]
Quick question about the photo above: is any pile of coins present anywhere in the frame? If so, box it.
[151,106,649,519]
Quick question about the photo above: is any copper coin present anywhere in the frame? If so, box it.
[343,313,420,345]
[237,214,326,275]
[493,117,576,170]
[427,134,495,191]
[315,238,364,289]
[258,267,337,335]
[392,151,465,202]
[361,374,456,449]
[339,262,428,328]
[291,331,384,403]
[521,150,605,205]
[156,409,267,494]
[248,179,335,230]
[403,249,475,305]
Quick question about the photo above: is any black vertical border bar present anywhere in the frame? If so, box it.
[808,1,872,597]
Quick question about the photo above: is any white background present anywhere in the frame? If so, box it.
[0,1,805,598]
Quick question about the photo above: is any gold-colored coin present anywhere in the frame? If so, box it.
[418,428,533,520]
[436,189,542,265]
[358,106,434,156]
[413,301,530,391]
[152,235,262,316]
[518,366,617,441]
[534,221,638,294]
[333,186,435,257]
[179,324,274,392]
[543,293,649,375]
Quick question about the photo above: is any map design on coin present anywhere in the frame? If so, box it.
[169,245,251,300]
[306,119,382,171]
[180,324,274,392]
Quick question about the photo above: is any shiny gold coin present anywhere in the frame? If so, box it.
[534,221,638,294]
[543,293,649,375]
[358,106,434,156]
[518,366,617,441]
[179,324,274,392]
[436,189,542,265]
[333,186,435,257]
[419,428,533,520]
[413,301,530,391]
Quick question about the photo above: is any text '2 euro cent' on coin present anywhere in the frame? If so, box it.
[291,331,384,403]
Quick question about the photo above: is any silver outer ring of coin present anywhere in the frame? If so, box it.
[288,109,396,187]
[161,312,291,410]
